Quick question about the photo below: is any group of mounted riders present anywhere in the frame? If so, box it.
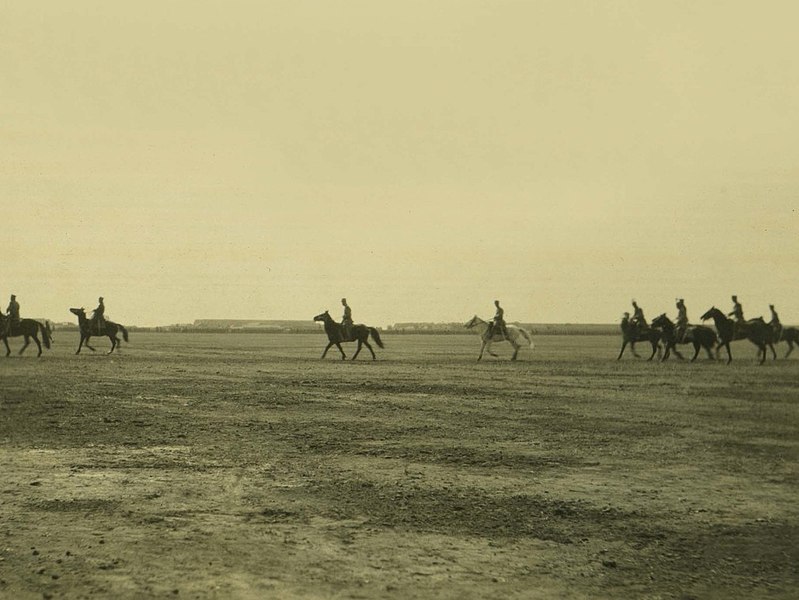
[620,295,796,364]
[316,298,517,361]
[0,294,125,356]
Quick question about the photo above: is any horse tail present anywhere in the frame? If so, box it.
[369,327,385,349]
[119,324,129,343]
[519,328,535,348]
[38,321,52,349]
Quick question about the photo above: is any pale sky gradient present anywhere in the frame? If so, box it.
[3,1,798,326]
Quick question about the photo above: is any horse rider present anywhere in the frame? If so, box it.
[490,300,508,339]
[91,296,106,334]
[675,298,688,343]
[5,294,20,335]
[728,295,744,322]
[728,295,745,335]
[769,304,782,341]
[340,298,353,340]
[631,300,647,334]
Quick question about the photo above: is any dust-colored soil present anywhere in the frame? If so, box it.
[1,333,797,599]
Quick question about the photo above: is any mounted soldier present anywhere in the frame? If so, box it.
[5,294,20,336]
[769,304,782,342]
[488,300,508,340]
[728,295,745,336]
[340,298,353,341]
[631,300,648,334]
[728,295,744,322]
[90,297,106,335]
[675,298,688,343]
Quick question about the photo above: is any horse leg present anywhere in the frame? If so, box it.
[631,341,641,359]
[511,341,519,361]
[486,340,499,357]
[351,340,362,360]
[2,337,9,357]
[336,343,346,360]
[617,340,628,360]
[478,341,486,361]
[85,335,96,352]
[33,334,42,357]
[672,345,685,360]
[786,340,794,359]
[690,342,700,362]
[648,341,658,361]
[717,341,731,363]
[769,342,777,360]
[321,341,334,359]
[362,340,375,360]
[19,335,30,355]
[108,334,116,354]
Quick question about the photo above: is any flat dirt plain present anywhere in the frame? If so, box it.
[1,332,797,599]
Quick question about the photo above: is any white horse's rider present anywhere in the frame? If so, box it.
[490,300,508,340]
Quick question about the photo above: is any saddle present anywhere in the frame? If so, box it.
[89,318,107,334]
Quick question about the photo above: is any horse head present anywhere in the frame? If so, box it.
[69,307,87,320]
[700,307,720,322]
[313,311,331,323]
[651,313,670,329]
[464,315,482,329]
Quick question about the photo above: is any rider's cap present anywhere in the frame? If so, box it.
[769,304,774,309]
[10,294,15,299]
[99,297,104,301]
[732,295,737,300]
[341,298,346,303]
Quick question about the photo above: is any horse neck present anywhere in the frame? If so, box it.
[472,319,489,333]
[714,312,732,327]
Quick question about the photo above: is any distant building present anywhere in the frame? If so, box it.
[192,319,319,333]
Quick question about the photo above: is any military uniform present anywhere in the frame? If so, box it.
[341,300,353,341]
[6,296,20,335]
[770,305,782,341]
[492,302,507,339]
[676,299,688,343]
[729,299,744,322]
[91,298,105,334]
[728,297,745,336]
[631,303,647,333]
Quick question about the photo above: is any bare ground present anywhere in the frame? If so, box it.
[1,333,797,599]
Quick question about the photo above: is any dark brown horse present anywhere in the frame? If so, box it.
[700,307,776,364]
[769,322,799,358]
[650,314,716,362]
[0,312,52,357]
[618,314,662,361]
[313,310,384,360]
[69,308,129,354]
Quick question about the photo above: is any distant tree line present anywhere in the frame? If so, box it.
[51,322,619,335]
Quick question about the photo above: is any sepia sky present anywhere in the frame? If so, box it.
[3,1,798,326]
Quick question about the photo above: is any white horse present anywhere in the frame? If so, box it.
[464,316,534,361]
